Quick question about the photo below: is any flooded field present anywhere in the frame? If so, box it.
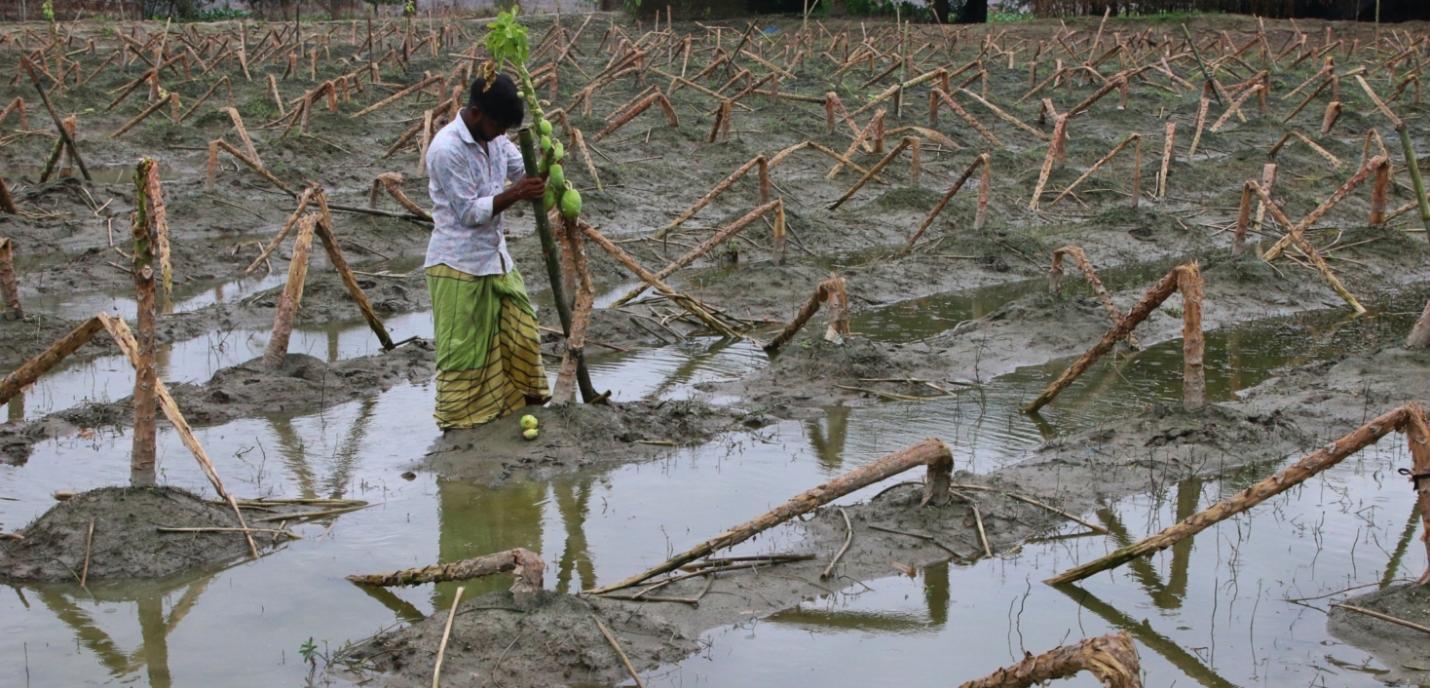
[3,7,1430,688]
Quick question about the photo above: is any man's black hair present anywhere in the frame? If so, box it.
[467,74,524,128]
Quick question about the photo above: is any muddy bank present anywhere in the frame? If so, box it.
[1327,584,1430,684]
[424,399,767,486]
[0,346,433,463]
[351,593,698,688]
[0,486,281,582]
[351,332,1430,687]
[723,241,1430,410]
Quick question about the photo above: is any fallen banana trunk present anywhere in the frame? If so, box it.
[958,632,1141,688]
[1024,262,1205,414]
[763,276,849,353]
[586,438,953,595]
[347,547,545,602]
[1047,403,1428,586]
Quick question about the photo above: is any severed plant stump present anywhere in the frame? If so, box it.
[958,632,1141,688]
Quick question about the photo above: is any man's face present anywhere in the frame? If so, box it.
[470,108,508,142]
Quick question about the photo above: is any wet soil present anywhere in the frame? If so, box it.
[424,399,768,486]
[0,486,280,582]
[1328,584,1430,683]
[4,9,1430,686]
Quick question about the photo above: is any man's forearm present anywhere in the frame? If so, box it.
[492,188,522,216]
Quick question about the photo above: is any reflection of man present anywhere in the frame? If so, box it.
[424,74,549,430]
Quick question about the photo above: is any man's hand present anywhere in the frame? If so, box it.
[493,176,547,214]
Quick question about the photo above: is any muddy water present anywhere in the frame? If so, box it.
[4,310,434,421]
[1,303,1423,687]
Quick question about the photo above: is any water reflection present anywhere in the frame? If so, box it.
[25,569,220,688]
[804,405,850,472]
[1094,476,1202,611]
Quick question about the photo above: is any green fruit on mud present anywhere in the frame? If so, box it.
[547,163,565,189]
[522,428,539,441]
[551,141,564,162]
[560,188,582,220]
[538,119,553,136]
[520,414,539,430]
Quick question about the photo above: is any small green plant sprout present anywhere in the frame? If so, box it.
[298,637,318,665]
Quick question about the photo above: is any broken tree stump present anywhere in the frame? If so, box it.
[368,172,432,220]
[1048,404,1420,585]
[262,214,319,368]
[311,190,396,350]
[906,153,991,250]
[1023,263,1204,414]
[764,275,850,353]
[348,547,545,603]
[0,317,106,405]
[0,178,17,215]
[587,437,953,595]
[1246,182,1366,314]
[0,238,21,319]
[131,159,161,485]
[1049,245,1140,351]
[958,632,1141,688]
[579,220,744,340]
[612,200,782,308]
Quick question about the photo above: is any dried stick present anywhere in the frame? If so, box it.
[111,92,177,139]
[79,518,95,587]
[432,586,464,688]
[311,191,396,350]
[245,187,314,274]
[957,632,1142,688]
[1047,404,1413,585]
[351,73,442,117]
[1156,121,1175,198]
[1248,185,1368,314]
[655,155,766,238]
[1332,603,1430,636]
[1029,113,1068,209]
[586,438,953,595]
[23,59,91,182]
[207,138,294,195]
[820,507,853,580]
[593,616,648,688]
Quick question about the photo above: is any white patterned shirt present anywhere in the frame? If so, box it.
[424,116,528,276]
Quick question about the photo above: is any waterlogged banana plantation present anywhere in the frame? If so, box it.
[2,0,1430,685]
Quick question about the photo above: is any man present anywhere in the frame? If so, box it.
[424,74,549,430]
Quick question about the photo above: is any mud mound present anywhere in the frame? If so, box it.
[349,593,697,688]
[173,347,433,421]
[1327,583,1430,684]
[0,486,271,582]
[425,399,758,485]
